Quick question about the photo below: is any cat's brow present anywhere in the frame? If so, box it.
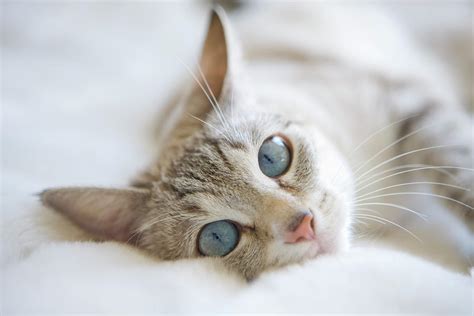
[226,140,247,150]
[206,139,235,171]
[183,203,207,214]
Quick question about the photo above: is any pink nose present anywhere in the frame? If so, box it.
[284,213,316,243]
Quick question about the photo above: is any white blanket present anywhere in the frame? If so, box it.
[4,243,470,313]
[2,2,471,314]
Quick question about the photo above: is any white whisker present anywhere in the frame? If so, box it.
[354,207,382,215]
[356,181,469,200]
[178,58,231,140]
[230,87,240,137]
[196,63,232,132]
[188,114,231,142]
[356,192,473,210]
[355,163,458,187]
[353,123,433,177]
[354,214,387,225]
[353,218,370,227]
[355,213,422,242]
[349,113,422,158]
[354,144,461,183]
[329,113,420,189]
[196,64,220,112]
[178,58,217,109]
[354,202,428,220]
[355,165,473,194]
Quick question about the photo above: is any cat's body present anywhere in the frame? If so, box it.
[41,4,473,279]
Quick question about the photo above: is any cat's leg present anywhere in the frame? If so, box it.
[390,85,473,228]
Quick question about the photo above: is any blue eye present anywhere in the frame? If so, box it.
[258,135,291,177]
[198,220,240,257]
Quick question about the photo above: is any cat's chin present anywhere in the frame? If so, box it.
[270,229,346,265]
[318,230,350,257]
[301,218,345,260]
[303,241,320,260]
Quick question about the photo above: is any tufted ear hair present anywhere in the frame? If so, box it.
[40,187,150,242]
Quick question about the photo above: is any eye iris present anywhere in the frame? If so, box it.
[258,136,291,177]
[198,221,239,257]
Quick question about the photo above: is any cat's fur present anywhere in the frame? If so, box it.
[41,5,473,279]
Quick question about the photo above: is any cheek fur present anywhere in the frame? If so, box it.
[312,188,353,254]
[222,235,268,280]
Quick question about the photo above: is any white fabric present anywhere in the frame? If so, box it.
[2,2,471,314]
[4,243,470,313]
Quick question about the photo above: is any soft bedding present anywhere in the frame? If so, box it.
[4,243,470,313]
[2,2,472,314]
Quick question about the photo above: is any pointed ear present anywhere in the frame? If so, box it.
[40,187,150,242]
[185,7,236,121]
[150,8,238,174]
[199,7,229,102]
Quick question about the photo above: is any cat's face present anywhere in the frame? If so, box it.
[138,109,353,278]
[41,8,354,279]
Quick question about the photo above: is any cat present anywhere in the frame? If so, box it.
[41,5,473,279]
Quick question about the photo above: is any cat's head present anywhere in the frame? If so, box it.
[41,8,354,279]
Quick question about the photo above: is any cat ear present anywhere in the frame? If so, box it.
[40,187,150,242]
[198,7,230,102]
[140,8,238,187]
[187,7,236,118]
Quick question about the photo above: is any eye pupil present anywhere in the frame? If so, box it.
[263,154,273,163]
[198,221,239,257]
[258,135,291,177]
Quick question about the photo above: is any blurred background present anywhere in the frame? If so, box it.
[385,1,472,109]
